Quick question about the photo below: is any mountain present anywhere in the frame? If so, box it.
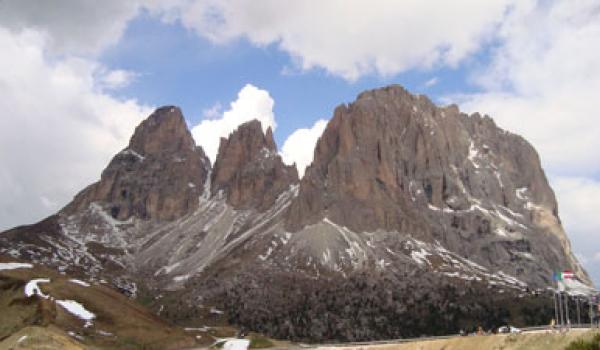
[0,85,592,342]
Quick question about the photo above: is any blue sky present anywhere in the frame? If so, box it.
[100,12,484,147]
[0,0,599,286]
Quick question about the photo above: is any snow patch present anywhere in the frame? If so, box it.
[24,278,50,299]
[173,274,190,282]
[210,307,224,315]
[185,326,212,332]
[0,262,33,271]
[411,248,431,266]
[119,148,145,161]
[515,187,528,200]
[468,141,480,168]
[495,227,509,237]
[155,262,181,276]
[258,246,274,261]
[69,279,90,287]
[56,299,96,327]
[494,171,504,188]
[223,339,250,350]
[428,204,441,211]
[443,271,482,281]
[280,232,292,245]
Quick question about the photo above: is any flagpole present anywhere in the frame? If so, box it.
[554,290,559,329]
[590,297,593,327]
[565,292,570,329]
[559,290,564,328]
[576,297,581,327]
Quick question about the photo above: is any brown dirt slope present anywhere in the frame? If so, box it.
[0,255,196,349]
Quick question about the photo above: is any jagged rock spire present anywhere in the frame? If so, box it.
[63,106,210,221]
[212,119,298,211]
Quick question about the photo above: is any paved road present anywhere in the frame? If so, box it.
[299,325,597,349]
[184,325,598,350]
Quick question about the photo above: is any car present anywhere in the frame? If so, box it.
[509,326,522,334]
[498,326,522,334]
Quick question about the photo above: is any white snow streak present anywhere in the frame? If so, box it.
[0,262,33,271]
[468,141,480,168]
[223,339,250,350]
[24,278,50,299]
[69,279,90,287]
[56,299,96,327]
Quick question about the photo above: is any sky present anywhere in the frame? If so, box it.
[0,0,599,285]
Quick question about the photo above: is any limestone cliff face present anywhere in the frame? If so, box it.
[63,106,210,221]
[286,85,589,285]
[211,120,298,211]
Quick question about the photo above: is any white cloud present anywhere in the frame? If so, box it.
[193,85,328,177]
[97,69,139,90]
[552,177,600,245]
[0,27,151,230]
[281,119,328,177]
[201,102,223,120]
[424,77,439,88]
[0,1,141,55]
[449,0,600,284]
[552,176,600,286]
[177,0,516,80]
[191,84,276,164]
[454,0,600,176]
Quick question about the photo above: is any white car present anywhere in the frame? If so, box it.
[498,326,522,334]
[509,326,522,334]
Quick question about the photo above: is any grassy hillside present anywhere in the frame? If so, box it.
[0,255,199,349]
[0,326,85,350]
[316,330,600,350]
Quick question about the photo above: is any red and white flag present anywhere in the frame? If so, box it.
[562,270,575,279]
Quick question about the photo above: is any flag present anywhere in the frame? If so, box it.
[553,270,575,281]
[553,271,562,281]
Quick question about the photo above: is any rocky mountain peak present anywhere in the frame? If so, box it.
[0,85,592,345]
[211,119,298,211]
[128,106,196,156]
[286,84,589,285]
[62,106,210,221]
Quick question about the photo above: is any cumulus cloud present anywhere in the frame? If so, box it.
[177,0,516,80]
[191,84,276,164]
[552,176,600,285]
[281,119,328,177]
[553,177,600,240]
[424,77,439,88]
[0,27,151,230]
[0,0,143,55]
[97,69,139,90]
[449,0,600,284]
[0,0,192,55]
[192,84,327,177]
[454,0,600,176]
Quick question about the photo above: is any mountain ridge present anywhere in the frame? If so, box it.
[0,84,592,342]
